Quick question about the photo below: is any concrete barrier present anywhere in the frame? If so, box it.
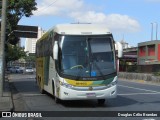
[118,72,160,83]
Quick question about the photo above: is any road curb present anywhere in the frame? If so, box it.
[118,72,160,84]
[9,81,30,111]
[0,75,14,112]
[118,78,160,86]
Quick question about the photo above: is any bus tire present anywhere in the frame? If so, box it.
[52,81,60,103]
[39,77,44,94]
[55,96,60,103]
[39,86,44,94]
[98,99,105,105]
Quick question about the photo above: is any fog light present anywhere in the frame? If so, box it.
[64,92,69,95]
[111,90,115,95]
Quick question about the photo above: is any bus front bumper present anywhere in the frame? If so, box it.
[58,84,117,100]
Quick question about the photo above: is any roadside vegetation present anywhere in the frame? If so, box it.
[0,0,37,64]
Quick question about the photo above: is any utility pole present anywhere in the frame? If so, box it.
[151,23,153,41]
[0,0,7,97]
[155,22,158,40]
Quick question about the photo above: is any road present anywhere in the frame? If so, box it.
[8,74,160,120]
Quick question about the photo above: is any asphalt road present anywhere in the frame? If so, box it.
[7,74,160,120]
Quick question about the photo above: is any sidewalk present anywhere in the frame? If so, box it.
[0,74,13,112]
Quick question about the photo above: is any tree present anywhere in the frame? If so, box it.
[0,0,37,63]
[24,55,36,67]
[0,0,37,45]
[5,44,27,64]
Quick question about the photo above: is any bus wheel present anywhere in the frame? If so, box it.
[39,86,44,94]
[55,96,60,103]
[39,78,44,94]
[98,99,105,105]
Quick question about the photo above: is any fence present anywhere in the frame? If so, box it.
[119,64,160,73]
[118,72,160,83]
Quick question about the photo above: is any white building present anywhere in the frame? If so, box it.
[120,40,133,49]
[25,27,45,53]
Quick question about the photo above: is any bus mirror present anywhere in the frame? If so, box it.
[53,41,58,60]
[115,42,123,58]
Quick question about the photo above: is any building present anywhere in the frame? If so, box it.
[116,40,137,72]
[120,40,133,49]
[137,40,160,72]
[119,47,137,72]
[138,40,160,65]
[25,27,45,53]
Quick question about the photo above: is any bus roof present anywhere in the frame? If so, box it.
[53,24,111,35]
[37,24,112,43]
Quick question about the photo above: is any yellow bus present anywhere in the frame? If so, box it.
[36,23,122,104]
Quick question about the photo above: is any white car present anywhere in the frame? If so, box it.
[10,66,23,73]
[25,67,34,74]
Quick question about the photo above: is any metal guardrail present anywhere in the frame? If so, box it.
[118,72,160,83]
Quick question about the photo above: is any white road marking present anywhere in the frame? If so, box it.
[23,94,46,96]
[119,79,160,86]
[118,92,160,96]
[118,84,160,93]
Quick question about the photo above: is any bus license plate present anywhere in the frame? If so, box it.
[86,93,96,98]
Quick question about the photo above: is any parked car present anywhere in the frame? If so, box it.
[10,66,23,73]
[25,67,34,74]
[7,66,12,71]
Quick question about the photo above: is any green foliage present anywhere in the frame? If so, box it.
[24,55,36,67]
[7,34,20,45]
[24,55,36,63]
[153,72,160,76]
[0,0,37,64]
[126,65,137,72]
[7,0,37,22]
[5,44,27,63]
[0,0,37,45]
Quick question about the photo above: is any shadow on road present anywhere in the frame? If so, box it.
[9,80,139,109]
[9,76,160,110]
[10,80,39,94]
[58,95,138,108]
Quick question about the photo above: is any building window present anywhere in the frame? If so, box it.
[148,44,155,56]
[139,46,146,57]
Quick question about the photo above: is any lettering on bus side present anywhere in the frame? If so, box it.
[82,78,97,80]
[75,82,87,86]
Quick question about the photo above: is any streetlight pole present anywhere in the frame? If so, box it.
[151,23,153,41]
[0,0,7,97]
[155,22,158,40]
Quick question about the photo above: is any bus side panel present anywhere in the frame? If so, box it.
[36,57,44,89]
[44,56,57,94]
[44,56,50,85]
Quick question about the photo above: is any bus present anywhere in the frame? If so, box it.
[36,23,122,104]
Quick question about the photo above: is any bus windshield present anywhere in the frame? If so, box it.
[59,35,116,79]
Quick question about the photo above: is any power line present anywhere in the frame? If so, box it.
[34,0,58,14]
[20,0,58,20]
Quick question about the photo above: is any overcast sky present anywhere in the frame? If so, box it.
[19,0,160,47]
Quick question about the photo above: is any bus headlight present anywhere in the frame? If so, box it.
[107,79,117,88]
[111,80,117,86]
[60,81,73,88]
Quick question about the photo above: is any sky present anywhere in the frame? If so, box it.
[19,0,160,47]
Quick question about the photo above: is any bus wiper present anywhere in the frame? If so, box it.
[76,67,83,80]
[90,54,106,80]
[76,61,90,80]
[94,61,106,80]
[87,37,106,80]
